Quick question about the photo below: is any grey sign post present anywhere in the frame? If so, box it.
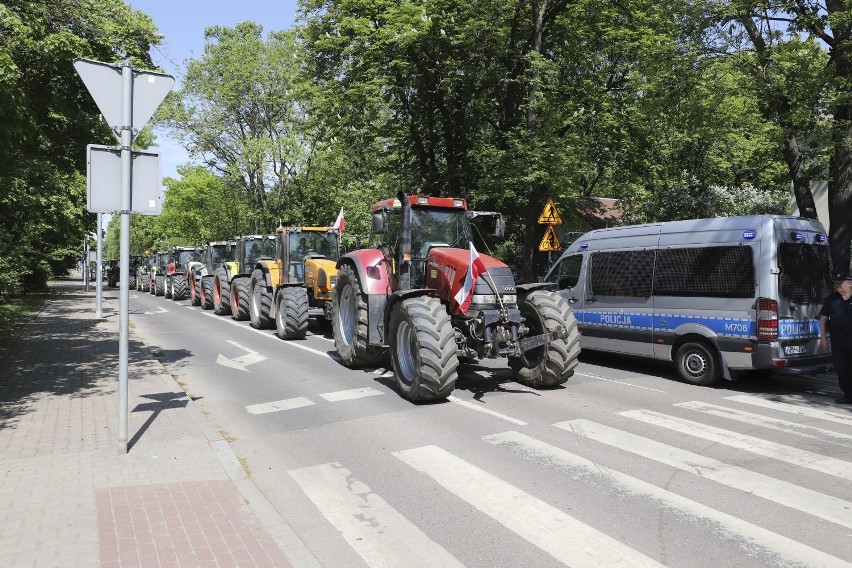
[75,58,174,455]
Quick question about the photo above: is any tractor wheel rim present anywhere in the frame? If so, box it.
[395,320,417,384]
[339,284,356,346]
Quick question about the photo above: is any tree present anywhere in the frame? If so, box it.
[0,0,160,293]
[703,0,851,272]
[161,22,306,233]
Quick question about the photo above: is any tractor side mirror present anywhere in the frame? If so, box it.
[371,211,388,234]
[495,217,505,239]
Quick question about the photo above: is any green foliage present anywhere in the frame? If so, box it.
[0,0,161,293]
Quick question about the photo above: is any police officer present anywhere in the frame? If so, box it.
[819,273,852,404]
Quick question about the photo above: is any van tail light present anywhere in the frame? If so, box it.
[757,297,778,341]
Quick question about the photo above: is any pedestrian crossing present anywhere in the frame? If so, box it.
[286,395,852,567]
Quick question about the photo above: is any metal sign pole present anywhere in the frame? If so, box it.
[96,213,103,318]
[118,61,133,455]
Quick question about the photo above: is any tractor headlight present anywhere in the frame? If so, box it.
[471,294,516,306]
[502,294,517,305]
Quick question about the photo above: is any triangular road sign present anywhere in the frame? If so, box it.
[538,225,562,252]
[74,59,175,139]
[537,197,563,225]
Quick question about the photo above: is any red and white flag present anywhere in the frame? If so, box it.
[331,207,345,231]
[453,242,487,314]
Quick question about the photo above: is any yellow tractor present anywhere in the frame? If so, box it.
[249,226,341,339]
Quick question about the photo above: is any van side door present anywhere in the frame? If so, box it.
[583,250,655,356]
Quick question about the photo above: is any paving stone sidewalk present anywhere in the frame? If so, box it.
[0,277,318,568]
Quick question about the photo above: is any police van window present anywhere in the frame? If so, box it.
[654,245,754,298]
[779,242,832,304]
[590,250,654,297]
[548,255,582,290]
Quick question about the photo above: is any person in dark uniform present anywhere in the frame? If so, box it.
[819,273,852,404]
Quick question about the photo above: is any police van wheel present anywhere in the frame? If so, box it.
[675,341,721,386]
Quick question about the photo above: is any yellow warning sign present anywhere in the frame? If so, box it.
[537,197,563,225]
[538,225,561,252]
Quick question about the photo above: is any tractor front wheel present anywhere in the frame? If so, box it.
[201,277,214,310]
[172,274,188,301]
[230,278,250,320]
[214,268,232,316]
[332,264,386,367]
[389,296,458,402]
[509,291,580,388]
[249,269,273,329]
[275,287,309,340]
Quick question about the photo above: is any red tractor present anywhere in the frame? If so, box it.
[333,192,580,401]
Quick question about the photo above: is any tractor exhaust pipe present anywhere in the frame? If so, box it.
[397,191,411,291]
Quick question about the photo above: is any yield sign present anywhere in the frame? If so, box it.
[73,58,175,138]
[537,197,563,225]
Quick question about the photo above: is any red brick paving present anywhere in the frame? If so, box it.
[97,478,293,567]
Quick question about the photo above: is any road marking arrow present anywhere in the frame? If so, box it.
[216,340,266,372]
[142,306,169,315]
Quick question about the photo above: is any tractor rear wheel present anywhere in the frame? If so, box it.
[333,264,386,367]
[509,291,580,387]
[164,277,173,299]
[201,277,214,310]
[230,278,250,320]
[249,269,273,329]
[275,287,309,339]
[172,274,188,301]
[389,296,458,401]
[145,274,153,294]
[214,268,232,316]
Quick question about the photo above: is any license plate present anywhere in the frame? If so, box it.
[784,344,807,355]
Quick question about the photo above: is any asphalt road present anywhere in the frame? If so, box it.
[122,286,852,568]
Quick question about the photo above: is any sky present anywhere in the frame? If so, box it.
[126,1,299,181]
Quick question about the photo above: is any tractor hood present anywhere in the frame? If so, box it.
[426,247,516,311]
[427,247,506,273]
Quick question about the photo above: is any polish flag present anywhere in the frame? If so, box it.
[331,207,345,231]
[453,242,487,314]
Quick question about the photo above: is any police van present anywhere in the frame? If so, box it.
[543,215,833,385]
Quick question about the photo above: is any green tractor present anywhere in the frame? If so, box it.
[136,254,155,291]
[165,246,200,301]
[149,251,171,296]
[196,241,237,310]
[212,235,277,319]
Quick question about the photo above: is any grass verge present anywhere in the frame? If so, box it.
[0,293,54,352]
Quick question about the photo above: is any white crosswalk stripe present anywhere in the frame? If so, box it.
[286,396,852,567]
[288,462,465,568]
[725,395,852,427]
[620,408,852,481]
[555,419,852,530]
[675,401,852,443]
[483,430,851,568]
[393,444,664,568]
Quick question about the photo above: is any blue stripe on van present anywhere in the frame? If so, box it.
[578,310,821,340]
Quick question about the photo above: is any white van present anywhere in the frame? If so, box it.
[543,215,833,385]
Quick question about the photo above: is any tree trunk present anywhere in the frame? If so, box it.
[828,1,852,273]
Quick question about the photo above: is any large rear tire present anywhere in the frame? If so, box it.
[389,296,458,401]
[214,268,232,316]
[145,274,154,294]
[275,287,309,339]
[675,341,721,386]
[230,277,250,320]
[249,269,274,329]
[172,274,188,301]
[164,276,173,299]
[333,264,386,367]
[509,291,580,388]
[201,277,214,310]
